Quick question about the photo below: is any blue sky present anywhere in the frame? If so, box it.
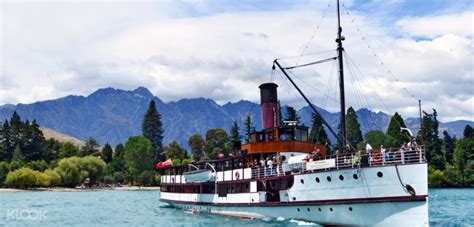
[0,0,473,121]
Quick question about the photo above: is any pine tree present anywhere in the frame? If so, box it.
[9,111,23,151]
[442,130,456,165]
[188,134,204,161]
[142,100,164,161]
[244,115,253,143]
[284,106,300,123]
[463,125,474,139]
[420,109,444,170]
[21,120,44,161]
[309,113,331,147]
[229,121,241,151]
[101,143,113,163]
[0,120,12,161]
[346,107,363,148]
[386,112,410,146]
[11,144,25,163]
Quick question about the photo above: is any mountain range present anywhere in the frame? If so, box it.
[0,87,471,149]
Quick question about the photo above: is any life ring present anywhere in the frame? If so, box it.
[371,151,383,163]
[234,171,240,180]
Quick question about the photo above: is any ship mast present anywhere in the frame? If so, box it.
[336,0,347,148]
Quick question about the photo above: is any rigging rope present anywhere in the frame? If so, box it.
[341,4,419,102]
[292,1,333,67]
[343,50,411,134]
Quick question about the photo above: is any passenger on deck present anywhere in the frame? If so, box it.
[365,141,373,154]
[312,148,321,160]
[380,145,388,160]
[352,152,360,165]
[400,142,408,151]
[266,158,273,176]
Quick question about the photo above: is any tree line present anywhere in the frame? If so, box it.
[0,100,165,188]
[0,101,471,188]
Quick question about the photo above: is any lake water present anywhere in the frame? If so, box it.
[0,189,472,226]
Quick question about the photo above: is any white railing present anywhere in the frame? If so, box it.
[250,147,425,179]
[251,165,285,179]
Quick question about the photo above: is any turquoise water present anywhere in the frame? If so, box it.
[0,189,472,226]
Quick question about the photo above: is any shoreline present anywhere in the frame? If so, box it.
[0,186,160,192]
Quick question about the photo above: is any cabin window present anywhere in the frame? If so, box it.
[295,129,308,141]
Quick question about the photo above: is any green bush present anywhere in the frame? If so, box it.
[5,168,41,189]
[54,156,106,188]
[81,156,106,185]
[54,157,87,187]
[35,172,52,187]
[44,169,61,187]
[428,166,446,188]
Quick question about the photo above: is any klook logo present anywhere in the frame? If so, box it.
[7,209,47,220]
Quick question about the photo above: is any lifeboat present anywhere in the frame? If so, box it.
[183,169,216,183]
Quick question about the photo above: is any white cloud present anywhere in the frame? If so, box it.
[395,11,474,38]
[0,1,473,122]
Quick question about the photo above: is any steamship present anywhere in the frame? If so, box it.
[157,1,428,226]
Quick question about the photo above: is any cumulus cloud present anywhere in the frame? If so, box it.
[395,11,473,38]
[0,1,473,122]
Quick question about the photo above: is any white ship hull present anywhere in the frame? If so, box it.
[170,200,427,226]
[160,163,428,226]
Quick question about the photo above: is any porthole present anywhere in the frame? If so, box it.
[293,197,296,201]
[377,172,383,178]
[339,175,344,181]
[349,207,353,211]
[318,208,322,212]
[252,199,254,202]
[353,174,358,179]
[301,179,304,184]
[307,208,310,212]
[330,208,333,212]
[315,177,320,183]
[327,176,332,182]
[297,208,300,212]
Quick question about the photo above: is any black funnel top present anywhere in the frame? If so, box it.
[259,83,278,104]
